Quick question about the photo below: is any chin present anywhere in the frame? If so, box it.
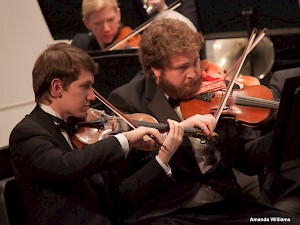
[104,38,114,45]
[75,112,87,120]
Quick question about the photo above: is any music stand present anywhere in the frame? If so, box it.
[89,49,141,108]
[267,76,300,173]
[196,0,300,39]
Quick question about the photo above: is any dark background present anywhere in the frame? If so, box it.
[38,0,300,98]
[38,0,300,39]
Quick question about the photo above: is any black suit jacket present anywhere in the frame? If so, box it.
[106,73,272,223]
[269,67,300,101]
[269,67,300,119]
[72,33,101,51]
[9,105,125,225]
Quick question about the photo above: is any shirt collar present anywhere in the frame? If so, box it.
[39,104,64,120]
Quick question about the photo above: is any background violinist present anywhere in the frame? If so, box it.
[71,0,168,51]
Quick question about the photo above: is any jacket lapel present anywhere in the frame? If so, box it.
[144,78,181,123]
[30,105,73,152]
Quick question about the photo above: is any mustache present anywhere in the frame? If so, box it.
[185,77,202,86]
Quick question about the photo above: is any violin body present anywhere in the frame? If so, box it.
[110,26,141,50]
[236,74,260,87]
[71,109,156,148]
[181,85,278,127]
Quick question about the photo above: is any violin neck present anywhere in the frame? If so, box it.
[133,120,209,141]
[133,120,189,132]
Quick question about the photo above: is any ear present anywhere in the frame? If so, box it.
[50,78,63,98]
[151,67,161,80]
[82,17,91,31]
[116,7,121,22]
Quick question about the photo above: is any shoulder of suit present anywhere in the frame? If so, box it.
[71,33,95,50]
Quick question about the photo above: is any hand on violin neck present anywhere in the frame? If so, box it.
[179,114,216,135]
[123,126,163,151]
[157,119,184,165]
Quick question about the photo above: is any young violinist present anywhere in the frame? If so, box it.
[104,18,300,224]
[9,42,184,225]
[71,0,168,51]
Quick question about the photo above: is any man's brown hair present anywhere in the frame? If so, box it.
[32,42,98,103]
[138,18,204,79]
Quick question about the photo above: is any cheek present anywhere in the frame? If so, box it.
[92,26,103,35]
[172,76,186,88]
[66,91,83,103]
[111,23,119,33]
[162,71,182,85]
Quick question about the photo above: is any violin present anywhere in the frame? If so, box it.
[182,28,275,127]
[180,85,279,127]
[104,0,181,51]
[71,108,218,149]
[199,61,260,94]
[111,26,141,50]
[70,87,218,149]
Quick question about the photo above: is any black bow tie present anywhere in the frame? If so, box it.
[168,97,180,108]
[51,116,75,135]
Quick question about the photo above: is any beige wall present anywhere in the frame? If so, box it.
[0,0,67,146]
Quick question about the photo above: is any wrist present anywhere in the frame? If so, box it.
[155,155,172,177]
[157,145,172,164]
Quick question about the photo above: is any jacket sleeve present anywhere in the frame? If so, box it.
[102,151,176,218]
[215,118,273,175]
[9,118,125,184]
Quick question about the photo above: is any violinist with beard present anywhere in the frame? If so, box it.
[103,18,300,224]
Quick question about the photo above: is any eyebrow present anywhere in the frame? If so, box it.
[79,80,94,86]
[171,56,200,69]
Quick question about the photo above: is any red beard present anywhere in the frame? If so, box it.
[159,75,202,100]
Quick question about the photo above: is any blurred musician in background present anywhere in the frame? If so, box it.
[72,0,225,83]
[71,0,168,51]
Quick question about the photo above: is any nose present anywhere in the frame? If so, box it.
[87,89,96,101]
[102,22,110,31]
[186,66,197,79]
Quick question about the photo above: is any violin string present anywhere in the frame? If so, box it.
[237,97,279,109]
[230,94,279,109]
[239,95,279,106]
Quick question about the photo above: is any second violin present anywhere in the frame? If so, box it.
[180,85,279,127]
